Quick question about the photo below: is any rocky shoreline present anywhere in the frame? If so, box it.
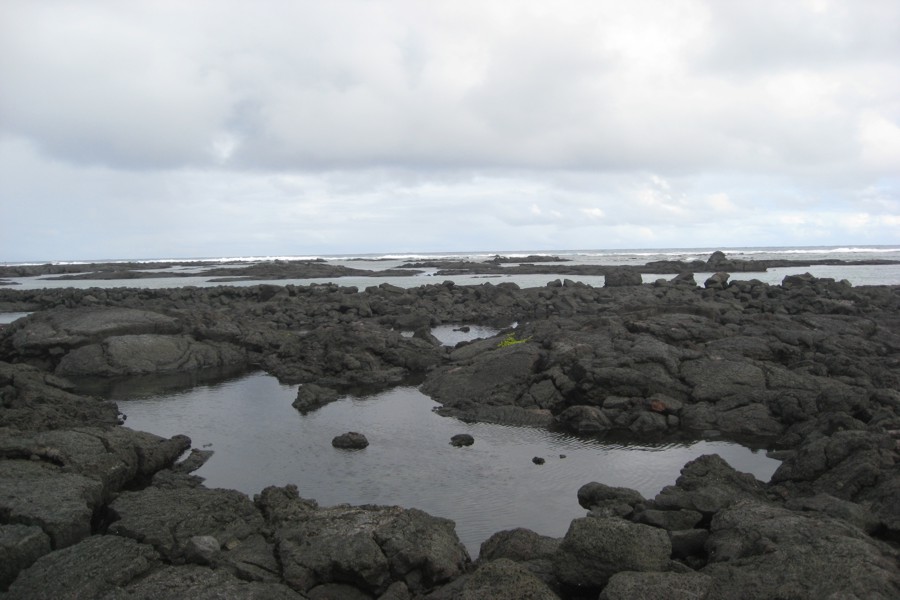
[2,249,899,285]
[1,254,899,598]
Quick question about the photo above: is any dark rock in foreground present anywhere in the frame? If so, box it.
[1,269,899,598]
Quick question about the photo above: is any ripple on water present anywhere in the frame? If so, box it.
[113,372,781,557]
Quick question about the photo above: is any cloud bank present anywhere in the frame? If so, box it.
[1,0,898,260]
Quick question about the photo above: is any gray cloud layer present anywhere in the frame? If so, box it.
[1,0,898,261]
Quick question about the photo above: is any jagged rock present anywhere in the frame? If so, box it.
[553,517,671,590]
[702,500,900,599]
[293,384,341,414]
[458,558,559,599]
[0,524,52,590]
[421,342,543,419]
[0,426,191,499]
[107,486,265,561]
[184,535,220,565]
[332,431,369,449]
[4,535,159,600]
[0,361,120,430]
[254,484,319,526]
[770,430,895,500]
[0,459,103,549]
[172,448,214,474]
[599,571,713,600]
[98,564,305,599]
[604,268,643,287]
[275,503,470,595]
[478,528,560,587]
[577,482,645,517]
[704,272,730,290]
[633,508,703,531]
[654,454,770,515]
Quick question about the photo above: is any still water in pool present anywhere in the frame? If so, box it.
[115,371,780,557]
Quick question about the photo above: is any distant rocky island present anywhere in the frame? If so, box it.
[0,252,898,598]
[2,249,898,285]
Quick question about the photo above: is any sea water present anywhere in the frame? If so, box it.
[2,245,900,290]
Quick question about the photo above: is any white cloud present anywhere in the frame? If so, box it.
[0,0,899,260]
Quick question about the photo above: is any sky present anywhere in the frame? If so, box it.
[1,0,899,262]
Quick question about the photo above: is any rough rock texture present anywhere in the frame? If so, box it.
[0,524,51,590]
[107,486,266,562]
[0,361,121,430]
[56,334,247,377]
[478,528,560,588]
[4,535,160,600]
[701,500,900,599]
[262,485,470,596]
[0,459,103,549]
[553,517,672,591]
[654,454,771,515]
[332,431,370,449]
[1,264,899,598]
[293,383,341,414]
[599,571,713,600]
[458,558,560,599]
[98,564,305,599]
[604,268,643,287]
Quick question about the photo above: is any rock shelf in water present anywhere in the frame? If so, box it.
[0,258,899,598]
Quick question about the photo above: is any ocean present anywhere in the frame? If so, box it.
[4,245,900,290]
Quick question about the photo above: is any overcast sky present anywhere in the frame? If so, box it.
[2,0,899,261]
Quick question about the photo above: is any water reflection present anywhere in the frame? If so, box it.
[112,372,780,557]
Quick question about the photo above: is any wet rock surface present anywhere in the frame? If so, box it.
[0,258,898,597]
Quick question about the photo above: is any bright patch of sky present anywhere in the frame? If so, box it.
[1,0,898,261]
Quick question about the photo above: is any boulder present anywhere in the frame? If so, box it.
[458,559,559,599]
[449,434,474,447]
[604,268,643,287]
[478,528,560,587]
[0,426,191,499]
[654,454,770,515]
[770,430,895,500]
[704,272,730,290]
[702,500,900,599]
[0,459,103,549]
[553,517,671,590]
[100,564,305,599]
[4,535,159,600]
[107,486,266,562]
[0,524,52,590]
[275,503,469,595]
[332,432,369,449]
[577,482,645,516]
[0,361,121,430]
[633,508,703,531]
[421,342,542,417]
[599,571,713,600]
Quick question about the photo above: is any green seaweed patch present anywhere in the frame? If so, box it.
[497,333,532,348]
